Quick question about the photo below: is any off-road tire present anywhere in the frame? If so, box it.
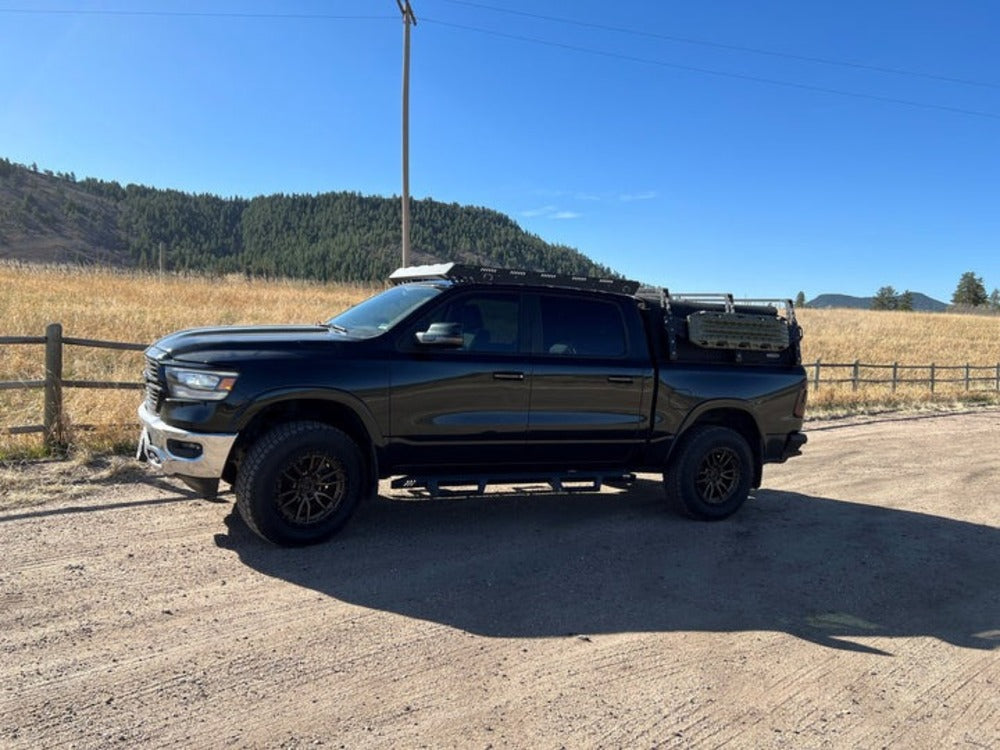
[235,421,364,546]
[664,425,753,520]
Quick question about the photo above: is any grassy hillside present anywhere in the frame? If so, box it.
[0,157,613,281]
[1,264,998,457]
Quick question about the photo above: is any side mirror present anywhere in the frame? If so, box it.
[415,322,463,347]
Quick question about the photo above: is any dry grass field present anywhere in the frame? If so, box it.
[0,264,379,456]
[2,263,999,456]
[798,306,1000,412]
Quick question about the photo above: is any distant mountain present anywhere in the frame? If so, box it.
[0,157,614,282]
[807,292,948,312]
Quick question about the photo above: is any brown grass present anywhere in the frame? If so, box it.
[0,263,379,457]
[1,263,998,455]
[797,308,1000,415]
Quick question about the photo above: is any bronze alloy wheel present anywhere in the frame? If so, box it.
[663,425,753,520]
[694,446,741,505]
[236,421,365,546]
[274,452,347,525]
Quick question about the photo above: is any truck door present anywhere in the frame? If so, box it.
[526,292,650,466]
[389,290,530,471]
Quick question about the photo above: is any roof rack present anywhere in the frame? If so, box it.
[389,263,640,295]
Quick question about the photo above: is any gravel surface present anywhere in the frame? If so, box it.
[1,410,998,748]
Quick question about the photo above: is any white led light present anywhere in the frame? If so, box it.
[165,367,238,401]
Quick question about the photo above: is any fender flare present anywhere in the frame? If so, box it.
[231,388,385,497]
[667,398,764,483]
[233,387,386,446]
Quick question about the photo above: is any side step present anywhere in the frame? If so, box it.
[390,471,636,498]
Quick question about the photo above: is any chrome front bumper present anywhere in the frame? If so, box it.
[136,403,237,479]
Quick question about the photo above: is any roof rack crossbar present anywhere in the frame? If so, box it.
[389,263,640,295]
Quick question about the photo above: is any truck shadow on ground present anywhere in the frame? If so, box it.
[216,481,999,654]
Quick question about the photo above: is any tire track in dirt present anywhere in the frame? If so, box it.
[5,548,486,748]
[1,410,998,748]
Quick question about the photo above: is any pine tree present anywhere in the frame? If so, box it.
[952,272,988,307]
[871,286,898,310]
[898,290,914,312]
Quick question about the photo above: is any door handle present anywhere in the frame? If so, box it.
[493,371,525,381]
[607,375,634,384]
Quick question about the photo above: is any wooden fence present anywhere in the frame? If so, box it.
[810,359,1000,392]
[0,323,145,450]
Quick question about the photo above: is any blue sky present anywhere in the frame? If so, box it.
[1,1,998,301]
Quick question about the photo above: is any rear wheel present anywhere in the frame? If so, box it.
[664,425,754,520]
[235,421,364,546]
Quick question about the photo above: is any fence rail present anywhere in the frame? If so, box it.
[810,360,1000,393]
[0,323,145,450]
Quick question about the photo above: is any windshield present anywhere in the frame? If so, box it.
[327,284,442,338]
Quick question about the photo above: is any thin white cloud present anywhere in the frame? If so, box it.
[619,191,658,202]
[521,205,582,220]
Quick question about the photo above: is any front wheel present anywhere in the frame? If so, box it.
[663,425,754,520]
[235,421,364,546]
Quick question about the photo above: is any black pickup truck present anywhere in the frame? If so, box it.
[138,264,807,546]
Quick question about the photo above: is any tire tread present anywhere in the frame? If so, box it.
[663,425,753,521]
[234,420,362,545]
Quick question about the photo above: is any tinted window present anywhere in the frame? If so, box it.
[328,283,441,338]
[539,295,627,357]
[416,292,520,353]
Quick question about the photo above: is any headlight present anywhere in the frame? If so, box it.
[165,367,239,401]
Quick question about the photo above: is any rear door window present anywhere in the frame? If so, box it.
[537,295,627,357]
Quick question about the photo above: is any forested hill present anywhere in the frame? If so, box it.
[0,158,614,281]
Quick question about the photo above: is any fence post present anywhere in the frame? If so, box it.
[996,363,1000,392]
[965,364,970,391]
[892,362,898,392]
[930,363,936,394]
[852,360,860,392]
[814,358,821,389]
[43,322,65,452]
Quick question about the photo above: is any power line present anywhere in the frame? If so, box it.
[5,3,996,121]
[421,17,1000,121]
[438,0,1000,91]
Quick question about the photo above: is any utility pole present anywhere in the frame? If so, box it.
[396,0,417,267]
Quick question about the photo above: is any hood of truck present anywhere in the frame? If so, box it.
[146,324,353,364]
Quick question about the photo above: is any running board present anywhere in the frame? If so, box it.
[390,471,636,498]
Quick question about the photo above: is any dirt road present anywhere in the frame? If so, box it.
[1,410,998,748]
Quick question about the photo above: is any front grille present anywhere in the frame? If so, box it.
[144,356,165,414]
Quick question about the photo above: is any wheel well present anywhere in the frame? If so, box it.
[223,400,376,492]
[681,408,763,487]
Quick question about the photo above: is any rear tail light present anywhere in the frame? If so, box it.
[793,385,808,419]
